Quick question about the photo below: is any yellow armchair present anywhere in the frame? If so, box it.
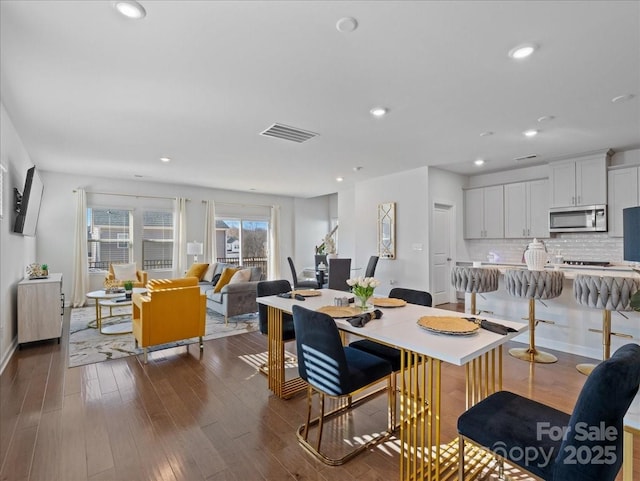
[106,263,148,288]
[132,277,206,363]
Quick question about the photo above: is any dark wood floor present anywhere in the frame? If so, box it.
[1,303,637,481]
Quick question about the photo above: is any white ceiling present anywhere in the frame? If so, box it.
[1,1,639,198]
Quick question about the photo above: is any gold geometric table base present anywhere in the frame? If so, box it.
[399,346,505,480]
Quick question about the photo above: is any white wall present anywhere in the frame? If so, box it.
[428,167,469,301]
[0,103,38,371]
[466,164,549,188]
[291,195,334,272]
[610,148,640,167]
[338,167,432,296]
[37,171,332,298]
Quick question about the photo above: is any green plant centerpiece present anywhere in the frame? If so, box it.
[346,276,381,311]
[123,280,134,299]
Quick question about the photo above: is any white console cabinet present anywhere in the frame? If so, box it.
[18,273,64,346]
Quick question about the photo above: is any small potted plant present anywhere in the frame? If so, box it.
[41,264,48,276]
[123,280,134,299]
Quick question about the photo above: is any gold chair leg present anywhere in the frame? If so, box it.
[143,347,148,364]
[199,336,204,350]
[302,386,312,441]
[317,393,325,451]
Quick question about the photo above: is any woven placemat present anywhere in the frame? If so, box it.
[372,297,407,308]
[292,289,322,297]
[317,305,363,318]
[417,316,479,335]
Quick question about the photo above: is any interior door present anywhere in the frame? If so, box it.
[431,204,453,305]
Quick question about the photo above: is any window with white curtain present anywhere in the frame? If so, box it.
[87,208,132,272]
[87,194,175,274]
[142,210,174,270]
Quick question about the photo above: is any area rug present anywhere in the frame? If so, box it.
[68,306,258,368]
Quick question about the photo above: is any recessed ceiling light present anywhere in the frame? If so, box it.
[474,159,485,166]
[336,17,358,33]
[523,129,539,137]
[508,43,538,59]
[160,157,171,163]
[113,1,146,19]
[611,94,635,103]
[479,131,494,137]
[537,115,555,123]
[370,107,388,118]
[336,177,344,182]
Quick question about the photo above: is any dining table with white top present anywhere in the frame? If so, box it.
[257,288,527,481]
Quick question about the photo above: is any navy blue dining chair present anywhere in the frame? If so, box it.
[457,343,640,481]
[292,305,394,465]
[287,257,319,289]
[350,287,432,370]
[364,255,379,278]
[327,258,351,291]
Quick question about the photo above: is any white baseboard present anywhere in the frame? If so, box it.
[0,337,18,376]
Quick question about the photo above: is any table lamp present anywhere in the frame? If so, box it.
[187,241,203,263]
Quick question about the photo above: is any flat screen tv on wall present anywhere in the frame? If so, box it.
[623,206,640,262]
[13,166,44,237]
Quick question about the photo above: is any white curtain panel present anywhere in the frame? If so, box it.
[71,188,89,307]
[203,200,217,263]
[269,205,281,280]
[172,197,188,277]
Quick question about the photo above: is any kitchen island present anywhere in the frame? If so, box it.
[460,262,640,359]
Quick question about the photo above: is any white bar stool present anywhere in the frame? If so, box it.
[505,269,564,363]
[573,274,639,375]
[451,266,499,315]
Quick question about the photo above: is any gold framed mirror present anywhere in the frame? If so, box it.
[377,202,395,259]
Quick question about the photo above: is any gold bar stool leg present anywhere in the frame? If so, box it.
[508,298,558,364]
[577,309,611,376]
[470,292,477,316]
[573,276,639,376]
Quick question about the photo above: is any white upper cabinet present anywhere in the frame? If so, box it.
[464,185,504,239]
[550,153,609,208]
[608,166,640,237]
[504,179,549,238]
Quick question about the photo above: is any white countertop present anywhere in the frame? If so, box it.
[457,262,640,280]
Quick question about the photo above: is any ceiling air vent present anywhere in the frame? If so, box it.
[514,154,538,161]
[260,123,318,143]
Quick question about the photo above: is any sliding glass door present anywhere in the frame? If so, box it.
[216,218,269,276]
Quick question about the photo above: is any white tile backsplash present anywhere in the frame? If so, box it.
[465,233,623,264]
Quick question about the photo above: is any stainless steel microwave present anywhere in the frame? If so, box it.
[549,205,607,233]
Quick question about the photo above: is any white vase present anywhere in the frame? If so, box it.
[524,238,548,271]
